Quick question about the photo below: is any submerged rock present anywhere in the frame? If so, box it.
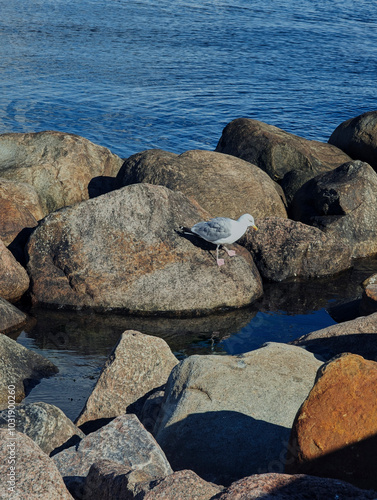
[286,353,377,491]
[153,342,322,485]
[0,429,73,499]
[76,330,178,427]
[329,110,377,171]
[0,130,123,215]
[241,217,352,281]
[27,183,262,315]
[215,118,350,204]
[291,160,377,258]
[116,148,287,219]
[0,402,85,456]
[0,334,58,406]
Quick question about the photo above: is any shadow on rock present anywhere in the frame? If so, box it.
[292,333,377,362]
[156,410,290,486]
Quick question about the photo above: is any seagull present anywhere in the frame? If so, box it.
[180,213,258,266]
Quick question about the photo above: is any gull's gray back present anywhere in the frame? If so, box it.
[191,217,232,242]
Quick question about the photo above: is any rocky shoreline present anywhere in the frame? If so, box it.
[1,111,377,498]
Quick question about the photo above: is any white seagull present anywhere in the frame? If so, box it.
[181,213,258,266]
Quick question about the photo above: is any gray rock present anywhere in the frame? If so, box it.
[0,429,73,499]
[291,312,377,361]
[116,148,287,219]
[27,183,263,315]
[0,297,27,334]
[291,160,377,258]
[215,118,351,204]
[53,414,172,496]
[241,217,352,281]
[144,469,224,499]
[0,402,85,455]
[153,342,322,485]
[0,130,123,215]
[82,459,157,500]
[76,330,178,427]
[0,334,58,406]
[329,110,377,171]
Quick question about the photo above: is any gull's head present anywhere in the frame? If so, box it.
[239,213,258,231]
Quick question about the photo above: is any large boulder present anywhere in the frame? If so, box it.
[286,353,377,490]
[76,330,178,427]
[291,160,377,258]
[0,238,29,302]
[0,131,123,215]
[241,217,352,281]
[0,402,85,456]
[291,312,377,361]
[329,111,377,170]
[215,118,351,204]
[218,473,377,499]
[116,149,287,219]
[53,414,172,497]
[27,183,263,315]
[153,342,322,485]
[0,298,27,334]
[0,334,58,406]
[0,429,73,499]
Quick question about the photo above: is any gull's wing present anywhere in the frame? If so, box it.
[190,217,233,243]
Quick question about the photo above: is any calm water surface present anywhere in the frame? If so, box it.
[2,0,377,419]
[1,0,377,157]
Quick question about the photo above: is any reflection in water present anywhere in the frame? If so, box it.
[10,256,377,421]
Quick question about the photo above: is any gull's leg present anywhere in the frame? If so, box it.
[223,245,236,257]
[216,245,224,266]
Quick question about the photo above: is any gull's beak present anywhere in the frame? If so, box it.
[252,225,258,231]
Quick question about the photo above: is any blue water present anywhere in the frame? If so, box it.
[1,0,376,158]
[3,0,377,420]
